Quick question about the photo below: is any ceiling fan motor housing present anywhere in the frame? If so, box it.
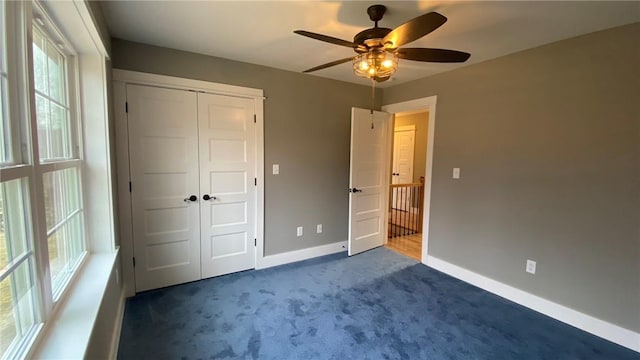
[354,27,392,51]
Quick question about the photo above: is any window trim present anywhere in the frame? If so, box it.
[31,2,117,358]
[2,0,115,357]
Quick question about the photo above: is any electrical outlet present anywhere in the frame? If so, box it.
[453,167,460,179]
[317,224,323,233]
[296,226,303,237]
[526,260,536,274]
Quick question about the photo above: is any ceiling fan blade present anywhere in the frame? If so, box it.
[383,12,447,49]
[302,57,354,73]
[397,48,470,63]
[294,30,357,48]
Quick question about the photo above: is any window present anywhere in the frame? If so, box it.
[31,20,86,297]
[1,1,91,358]
[42,168,85,294]
[32,26,74,162]
[1,2,40,359]
[0,179,39,358]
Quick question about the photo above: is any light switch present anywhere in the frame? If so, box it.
[453,168,460,179]
[273,164,279,175]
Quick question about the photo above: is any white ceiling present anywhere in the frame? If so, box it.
[101,1,640,88]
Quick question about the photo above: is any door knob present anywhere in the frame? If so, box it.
[203,194,217,201]
[349,188,363,193]
[183,195,197,202]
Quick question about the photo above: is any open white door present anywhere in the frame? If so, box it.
[348,107,393,256]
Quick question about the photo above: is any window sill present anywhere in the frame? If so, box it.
[30,249,120,359]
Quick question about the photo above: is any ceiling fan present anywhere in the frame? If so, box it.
[294,4,470,82]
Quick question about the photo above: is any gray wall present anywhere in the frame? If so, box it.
[385,23,640,332]
[111,39,381,256]
[395,112,428,183]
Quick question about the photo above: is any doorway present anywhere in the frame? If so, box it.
[386,111,428,261]
[381,96,438,264]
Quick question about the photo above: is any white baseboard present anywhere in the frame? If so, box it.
[108,288,126,360]
[424,255,640,353]
[256,241,347,270]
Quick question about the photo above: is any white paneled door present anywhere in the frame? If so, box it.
[198,93,256,279]
[348,108,392,256]
[127,84,201,292]
[392,127,416,210]
[127,85,258,292]
[392,127,415,185]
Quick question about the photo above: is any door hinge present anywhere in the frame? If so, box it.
[129,181,132,192]
[132,257,136,267]
[254,238,257,247]
[254,178,257,186]
[253,114,256,123]
[125,102,128,113]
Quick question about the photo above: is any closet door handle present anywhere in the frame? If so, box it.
[203,194,217,201]
[184,195,197,202]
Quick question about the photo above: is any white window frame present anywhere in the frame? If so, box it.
[30,1,88,302]
[0,2,44,359]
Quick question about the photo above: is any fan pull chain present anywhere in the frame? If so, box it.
[370,78,376,129]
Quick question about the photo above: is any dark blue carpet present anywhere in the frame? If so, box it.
[117,247,638,359]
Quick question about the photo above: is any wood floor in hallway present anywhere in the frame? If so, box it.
[385,233,422,261]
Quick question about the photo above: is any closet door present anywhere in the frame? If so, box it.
[127,84,201,292]
[198,93,256,278]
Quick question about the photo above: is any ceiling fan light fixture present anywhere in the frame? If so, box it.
[295,5,469,82]
[353,49,398,80]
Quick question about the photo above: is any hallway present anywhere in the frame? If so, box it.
[385,232,422,261]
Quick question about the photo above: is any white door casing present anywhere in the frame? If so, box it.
[382,96,438,264]
[348,107,393,256]
[127,84,201,292]
[198,93,256,278]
